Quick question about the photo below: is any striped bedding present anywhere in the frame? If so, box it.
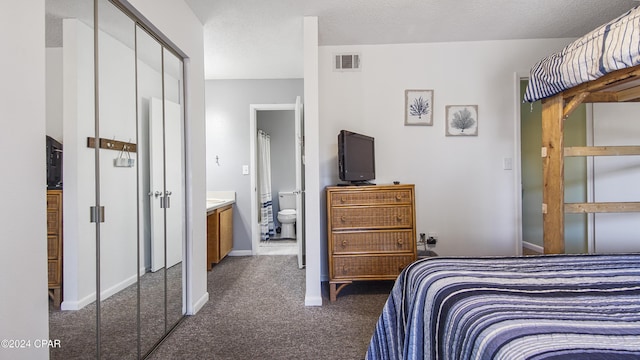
[524,5,640,102]
[366,254,640,360]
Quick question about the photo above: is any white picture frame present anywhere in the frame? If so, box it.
[445,105,478,136]
[405,89,434,126]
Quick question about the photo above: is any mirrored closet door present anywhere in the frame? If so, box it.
[161,47,186,332]
[46,0,187,358]
[136,24,186,356]
[96,1,138,358]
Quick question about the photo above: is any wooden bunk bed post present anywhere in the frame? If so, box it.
[541,95,565,254]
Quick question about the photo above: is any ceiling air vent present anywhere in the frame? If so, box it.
[334,53,361,71]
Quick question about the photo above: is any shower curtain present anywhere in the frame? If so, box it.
[258,130,275,241]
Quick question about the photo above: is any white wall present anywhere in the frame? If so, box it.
[0,1,50,359]
[303,16,322,306]
[593,103,640,253]
[61,18,97,309]
[46,48,63,142]
[318,38,574,271]
[205,79,303,251]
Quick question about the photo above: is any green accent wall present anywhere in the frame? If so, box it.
[520,80,587,253]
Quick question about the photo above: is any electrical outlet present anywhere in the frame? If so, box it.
[426,232,437,245]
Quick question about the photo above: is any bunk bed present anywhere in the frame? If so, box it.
[365,6,640,360]
[524,4,640,254]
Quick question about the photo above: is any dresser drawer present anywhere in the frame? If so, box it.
[48,235,60,259]
[330,189,412,206]
[47,210,60,234]
[47,193,61,209]
[330,205,413,230]
[332,230,413,254]
[48,260,61,286]
[332,255,414,279]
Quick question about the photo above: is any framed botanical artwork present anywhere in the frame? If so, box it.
[405,89,433,126]
[445,105,478,136]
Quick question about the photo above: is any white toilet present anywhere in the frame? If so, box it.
[277,191,297,239]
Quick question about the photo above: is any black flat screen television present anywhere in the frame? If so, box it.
[46,136,63,189]
[338,130,375,184]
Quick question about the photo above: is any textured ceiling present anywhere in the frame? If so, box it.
[46,1,640,80]
[185,0,640,79]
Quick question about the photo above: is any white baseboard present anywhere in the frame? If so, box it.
[189,292,209,315]
[59,272,138,311]
[101,273,138,300]
[61,293,94,311]
[305,295,322,306]
[522,241,544,254]
[228,250,253,257]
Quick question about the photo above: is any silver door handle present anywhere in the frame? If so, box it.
[154,191,162,197]
[165,190,172,196]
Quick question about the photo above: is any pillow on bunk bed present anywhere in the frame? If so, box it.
[525,5,640,103]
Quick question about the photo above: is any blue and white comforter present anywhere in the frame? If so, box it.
[366,254,640,360]
[524,6,640,102]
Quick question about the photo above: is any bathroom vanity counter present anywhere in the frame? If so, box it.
[206,191,235,270]
[206,191,235,213]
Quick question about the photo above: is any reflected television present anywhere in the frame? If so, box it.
[46,136,63,189]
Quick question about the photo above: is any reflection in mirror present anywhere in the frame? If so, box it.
[46,0,98,358]
[162,48,186,331]
[46,1,186,358]
[97,0,138,358]
[136,24,166,357]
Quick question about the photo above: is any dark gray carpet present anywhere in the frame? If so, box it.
[148,255,393,360]
[49,264,184,359]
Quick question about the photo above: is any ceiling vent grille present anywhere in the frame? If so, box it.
[334,53,361,71]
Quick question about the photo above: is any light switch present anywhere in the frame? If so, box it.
[503,157,512,170]
[242,165,249,175]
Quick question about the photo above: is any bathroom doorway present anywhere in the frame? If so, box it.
[250,98,305,268]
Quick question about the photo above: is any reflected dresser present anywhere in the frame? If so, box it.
[47,189,63,307]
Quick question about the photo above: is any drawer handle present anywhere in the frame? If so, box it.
[341,215,347,222]
[342,265,348,273]
[397,238,404,245]
[341,240,348,247]
[396,194,402,201]
[340,196,346,203]
[396,214,403,221]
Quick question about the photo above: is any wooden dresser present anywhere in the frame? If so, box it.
[47,189,63,307]
[326,184,416,301]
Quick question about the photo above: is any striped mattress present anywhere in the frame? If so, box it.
[366,254,640,360]
[524,5,640,102]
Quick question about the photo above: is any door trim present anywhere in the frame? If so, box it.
[249,103,298,256]
[513,73,594,255]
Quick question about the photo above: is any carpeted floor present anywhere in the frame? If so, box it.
[49,264,184,359]
[148,255,393,360]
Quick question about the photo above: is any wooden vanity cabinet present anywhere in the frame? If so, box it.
[207,204,233,270]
